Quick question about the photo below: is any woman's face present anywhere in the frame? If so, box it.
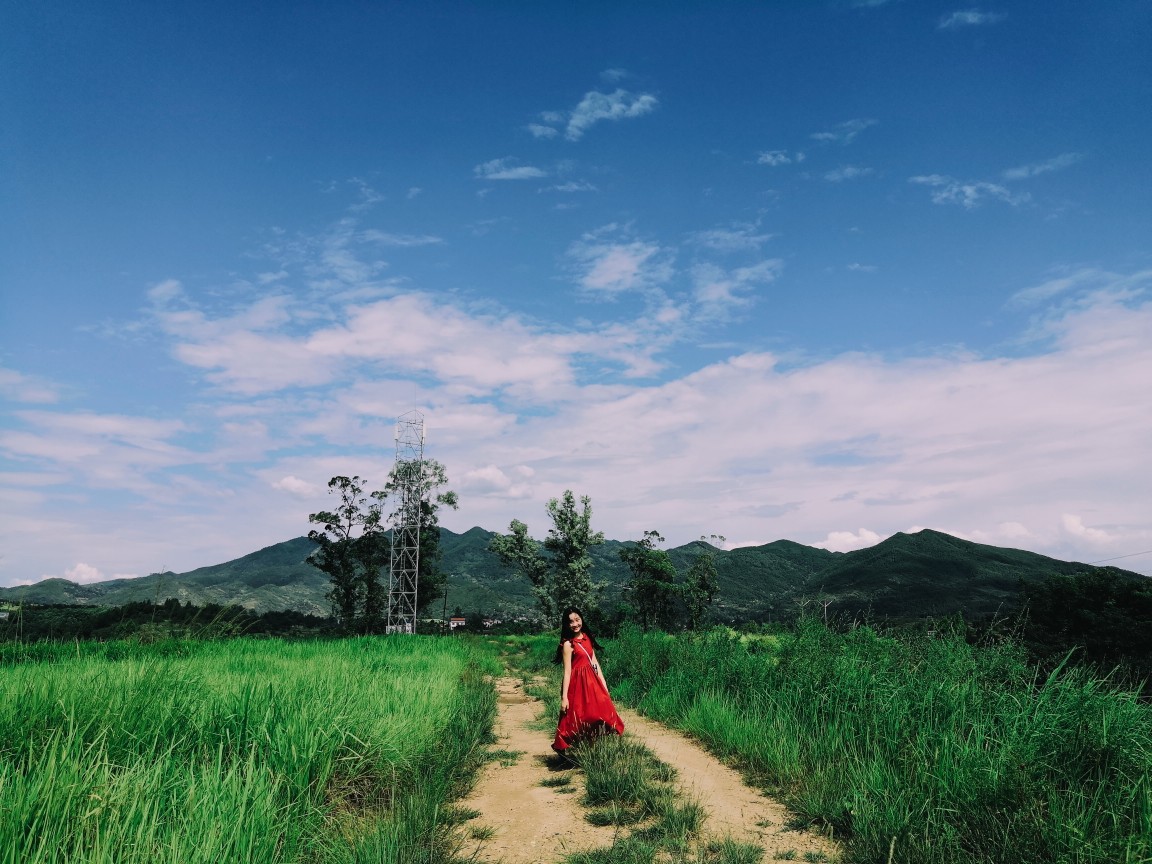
[567,612,583,635]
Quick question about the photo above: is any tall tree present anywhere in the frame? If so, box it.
[684,547,720,630]
[383,458,458,613]
[619,530,680,630]
[489,490,605,619]
[544,491,605,613]
[307,475,387,630]
[488,519,553,618]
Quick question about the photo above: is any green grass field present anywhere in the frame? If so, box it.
[0,636,499,864]
[598,621,1152,864]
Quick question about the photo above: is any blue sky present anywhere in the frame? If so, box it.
[2,0,1151,586]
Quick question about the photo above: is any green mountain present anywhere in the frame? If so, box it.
[1,528,1142,622]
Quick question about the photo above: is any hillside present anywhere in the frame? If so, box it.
[1,528,1142,622]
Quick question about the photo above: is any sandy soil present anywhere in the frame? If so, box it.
[458,676,840,863]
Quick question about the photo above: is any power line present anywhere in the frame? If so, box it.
[1088,549,1152,564]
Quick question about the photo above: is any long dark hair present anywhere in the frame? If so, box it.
[552,606,603,664]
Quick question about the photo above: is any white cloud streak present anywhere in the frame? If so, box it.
[810,119,877,145]
[824,164,874,182]
[474,158,548,180]
[1002,152,1083,180]
[909,174,1029,208]
[938,9,1007,29]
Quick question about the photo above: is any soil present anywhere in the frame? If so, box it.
[457,676,840,863]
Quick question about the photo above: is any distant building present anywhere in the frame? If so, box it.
[448,616,467,630]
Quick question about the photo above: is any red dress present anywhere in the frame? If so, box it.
[552,635,625,752]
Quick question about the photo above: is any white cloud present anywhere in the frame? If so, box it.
[542,181,599,193]
[565,89,658,141]
[527,123,559,139]
[0,367,59,404]
[692,260,783,313]
[689,224,774,252]
[473,158,548,180]
[757,150,804,166]
[813,528,883,553]
[406,187,422,199]
[458,464,534,499]
[359,229,443,247]
[810,118,877,145]
[273,475,318,498]
[824,164,874,182]
[938,9,1006,29]
[567,226,673,296]
[1009,267,1152,308]
[909,174,1029,208]
[847,263,878,273]
[1002,152,1083,181]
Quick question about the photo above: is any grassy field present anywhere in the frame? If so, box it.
[593,621,1152,864]
[0,635,499,864]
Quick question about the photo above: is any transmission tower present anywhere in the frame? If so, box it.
[386,411,424,634]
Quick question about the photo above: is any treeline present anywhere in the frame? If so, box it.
[0,598,334,642]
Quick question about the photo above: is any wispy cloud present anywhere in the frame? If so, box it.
[1008,266,1152,308]
[825,164,874,182]
[473,157,548,180]
[847,262,878,273]
[540,181,599,193]
[0,367,59,404]
[811,118,877,145]
[359,230,444,247]
[566,225,674,296]
[566,89,659,141]
[692,260,783,314]
[938,8,1006,29]
[1002,152,1083,180]
[531,87,659,142]
[909,174,1028,208]
[689,224,774,252]
[757,150,805,166]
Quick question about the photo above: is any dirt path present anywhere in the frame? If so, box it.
[457,677,619,864]
[459,676,840,863]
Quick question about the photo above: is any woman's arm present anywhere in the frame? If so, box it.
[560,641,574,712]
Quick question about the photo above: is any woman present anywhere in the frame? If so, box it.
[552,607,625,753]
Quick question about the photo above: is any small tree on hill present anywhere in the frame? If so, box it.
[619,530,680,630]
[684,546,720,630]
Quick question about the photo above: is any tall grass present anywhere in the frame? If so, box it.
[0,636,499,864]
[606,622,1152,864]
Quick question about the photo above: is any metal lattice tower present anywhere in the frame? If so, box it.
[386,411,424,634]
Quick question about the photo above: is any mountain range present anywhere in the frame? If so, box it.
[1,527,1141,623]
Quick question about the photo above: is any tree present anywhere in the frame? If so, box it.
[489,490,605,620]
[308,476,388,630]
[543,491,605,613]
[308,463,458,630]
[488,519,553,618]
[619,530,680,630]
[383,458,458,614]
[684,548,720,630]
